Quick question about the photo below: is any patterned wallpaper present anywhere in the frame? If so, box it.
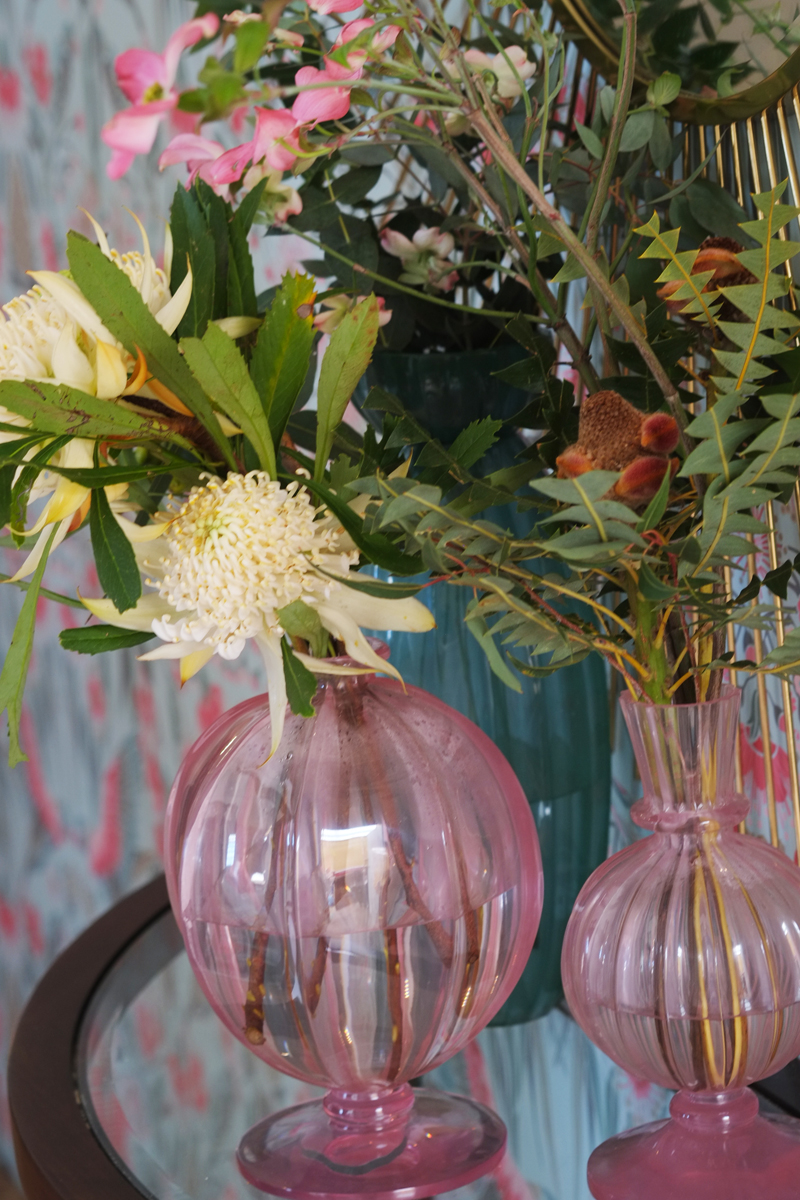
[1,5,798,1200]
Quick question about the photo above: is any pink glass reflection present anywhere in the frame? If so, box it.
[165,655,542,1198]
[562,685,800,1199]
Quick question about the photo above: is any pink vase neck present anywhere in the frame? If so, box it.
[669,1088,759,1132]
[621,686,749,831]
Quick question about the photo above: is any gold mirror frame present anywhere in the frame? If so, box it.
[553,0,800,126]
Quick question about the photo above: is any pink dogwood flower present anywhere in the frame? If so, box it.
[307,0,362,12]
[382,226,459,292]
[331,18,401,69]
[101,13,220,179]
[291,62,359,125]
[158,133,228,191]
[201,107,302,189]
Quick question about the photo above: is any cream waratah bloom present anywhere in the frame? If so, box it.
[0,211,193,582]
[81,472,435,757]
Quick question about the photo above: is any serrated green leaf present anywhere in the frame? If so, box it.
[67,232,235,468]
[301,476,421,575]
[182,323,276,475]
[89,487,142,613]
[532,470,620,503]
[281,639,317,717]
[250,272,317,447]
[0,380,180,441]
[0,524,56,765]
[315,295,380,481]
[169,183,216,338]
[59,625,156,654]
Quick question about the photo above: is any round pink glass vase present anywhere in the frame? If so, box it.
[165,650,543,1200]
[562,684,800,1200]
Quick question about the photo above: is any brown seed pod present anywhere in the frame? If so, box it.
[641,412,680,455]
[614,455,679,505]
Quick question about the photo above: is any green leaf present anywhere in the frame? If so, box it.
[315,295,380,481]
[281,639,317,717]
[0,525,57,766]
[575,120,603,159]
[89,487,142,613]
[637,462,672,532]
[465,613,523,693]
[0,463,13,529]
[0,380,180,441]
[619,110,655,152]
[649,71,682,107]
[169,184,216,338]
[234,19,270,71]
[59,625,156,654]
[763,560,794,600]
[250,272,317,447]
[638,563,678,600]
[448,419,502,472]
[314,569,423,599]
[301,476,421,575]
[67,232,235,468]
[277,599,329,658]
[182,323,276,475]
[232,177,268,241]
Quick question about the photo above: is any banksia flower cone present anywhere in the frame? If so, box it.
[556,390,680,507]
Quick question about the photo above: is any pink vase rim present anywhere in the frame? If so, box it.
[619,683,740,712]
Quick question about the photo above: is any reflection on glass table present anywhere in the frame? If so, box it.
[77,903,498,1200]
[13,873,800,1200]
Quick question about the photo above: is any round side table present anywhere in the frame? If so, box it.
[9,876,800,1200]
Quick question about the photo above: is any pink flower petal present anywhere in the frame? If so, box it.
[252,107,302,171]
[162,13,221,89]
[101,106,166,156]
[308,0,362,11]
[114,48,167,104]
[205,141,255,185]
[159,132,224,170]
[292,65,353,125]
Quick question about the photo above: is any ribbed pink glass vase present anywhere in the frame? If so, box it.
[165,651,543,1200]
[562,684,800,1199]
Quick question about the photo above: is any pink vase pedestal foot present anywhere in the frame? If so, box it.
[236,1084,507,1200]
[588,1088,800,1200]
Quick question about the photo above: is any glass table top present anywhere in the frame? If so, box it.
[75,906,496,1200]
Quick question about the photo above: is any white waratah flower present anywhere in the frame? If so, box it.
[463,46,536,100]
[381,226,459,292]
[81,472,435,757]
[0,212,193,584]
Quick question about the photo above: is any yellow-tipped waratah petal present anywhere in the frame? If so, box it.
[125,208,154,307]
[28,271,117,347]
[154,262,192,334]
[81,593,178,630]
[21,478,89,536]
[163,221,174,282]
[325,582,435,633]
[51,323,95,392]
[314,603,403,683]
[180,648,215,684]
[79,210,112,259]
[4,515,72,582]
[214,316,262,338]
[95,340,129,399]
[256,629,288,761]
[137,641,206,660]
[293,651,376,676]
[113,513,173,542]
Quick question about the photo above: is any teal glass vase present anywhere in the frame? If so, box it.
[356,349,611,1023]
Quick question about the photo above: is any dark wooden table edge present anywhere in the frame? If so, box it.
[9,874,171,1200]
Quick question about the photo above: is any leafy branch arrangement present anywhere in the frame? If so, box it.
[5,0,800,770]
